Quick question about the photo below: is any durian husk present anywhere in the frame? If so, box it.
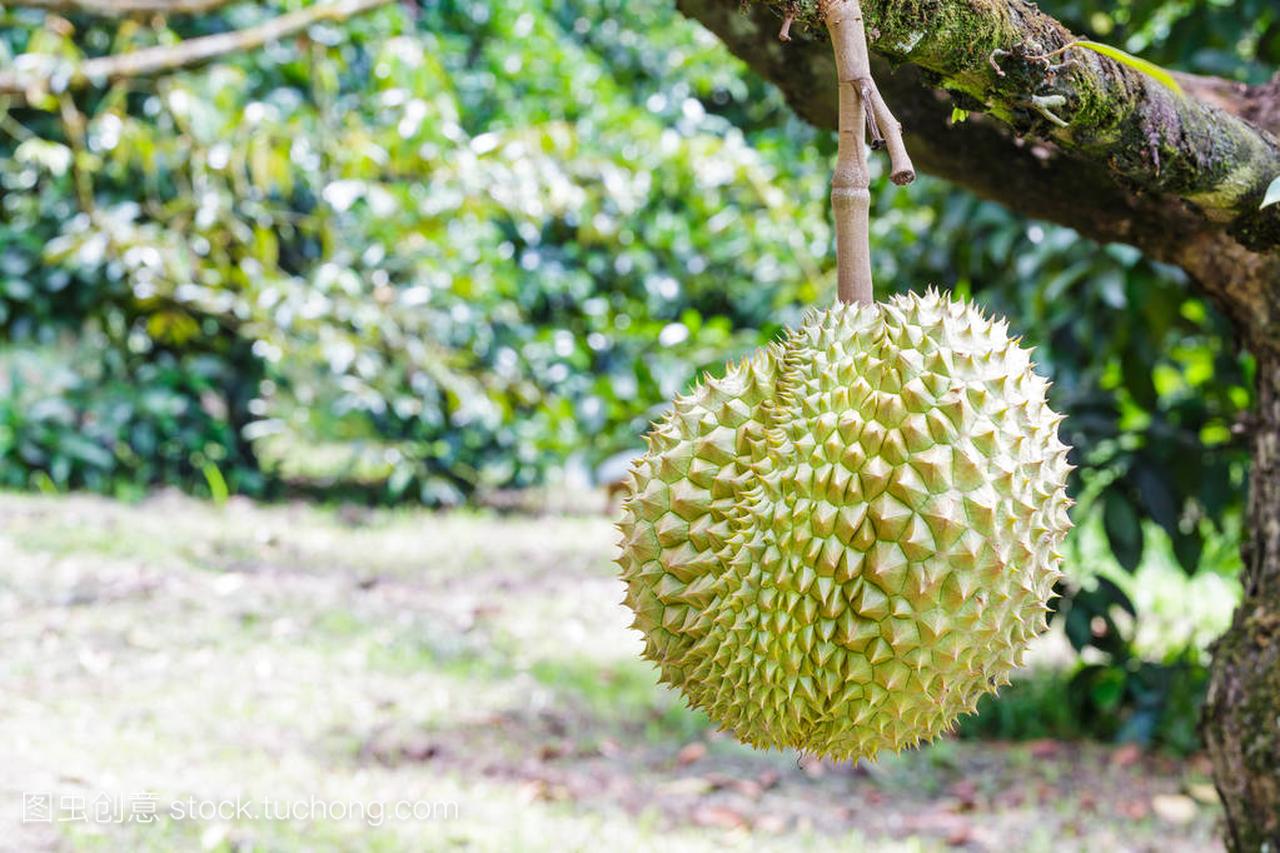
[617,289,1074,760]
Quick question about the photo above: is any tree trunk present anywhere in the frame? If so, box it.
[1205,351,1280,851]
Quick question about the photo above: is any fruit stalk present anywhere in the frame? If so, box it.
[822,0,915,305]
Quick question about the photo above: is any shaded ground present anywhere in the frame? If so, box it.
[0,492,1222,851]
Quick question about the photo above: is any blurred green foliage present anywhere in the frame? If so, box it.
[3,0,842,502]
[0,0,1270,745]
[957,657,1209,753]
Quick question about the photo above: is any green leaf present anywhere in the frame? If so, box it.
[1064,605,1093,651]
[1103,488,1144,572]
[1073,41,1183,95]
[1093,576,1137,619]
[1121,352,1158,410]
[1172,528,1204,575]
[1262,176,1280,209]
[202,461,229,506]
[949,107,970,124]
[60,434,114,470]
[1090,668,1127,712]
[1132,462,1178,537]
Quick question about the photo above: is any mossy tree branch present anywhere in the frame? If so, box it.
[734,0,1279,244]
[850,0,1280,249]
[677,0,1280,351]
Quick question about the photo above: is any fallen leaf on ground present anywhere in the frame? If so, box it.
[1189,753,1215,775]
[946,821,974,847]
[400,739,439,762]
[1186,782,1219,805]
[517,780,568,803]
[1120,799,1150,820]
[1111,744,1142,767]
[658,776,715,797]
[677,742,707,765]
[756,770,782,790]
[1151,794,1198,825]
[946,780,978,811]
[996,789,1025,809]
[1027,739,1063,758]
[755,814,789,834]
[702,772,732,790]
[801,757,828,778]
[691,805,748,830]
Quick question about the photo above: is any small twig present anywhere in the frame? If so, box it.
[860,80,885,149]
[862,79,916,185]
[58,92,95,213]
[1028,94,1069,128]
[1024,42,1080,64]
[1044,58,1078,77]
[989,48,1009,77]
[0,97,38,141]
[778,5,797,43]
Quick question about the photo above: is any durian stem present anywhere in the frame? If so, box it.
[821,0,915,306]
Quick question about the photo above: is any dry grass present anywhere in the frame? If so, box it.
[0,492,1223,851]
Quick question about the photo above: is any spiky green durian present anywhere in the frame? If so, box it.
[617,290,1074,761]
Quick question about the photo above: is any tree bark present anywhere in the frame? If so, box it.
[675,1,1280,848]
[1204,351,1280,851]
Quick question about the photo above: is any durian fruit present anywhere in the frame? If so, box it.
[616,290,1073,760]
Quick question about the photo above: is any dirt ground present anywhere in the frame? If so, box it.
[0,492,1223,851]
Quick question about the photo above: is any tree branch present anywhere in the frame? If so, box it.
[1175,70,1280,140]
[0,0,391,95]
[677,0,1280,349]
[7,0,234,14]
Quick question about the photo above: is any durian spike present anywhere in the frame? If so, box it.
[821,0,915,306]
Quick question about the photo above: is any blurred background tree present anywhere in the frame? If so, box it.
[0,0,1269,795]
